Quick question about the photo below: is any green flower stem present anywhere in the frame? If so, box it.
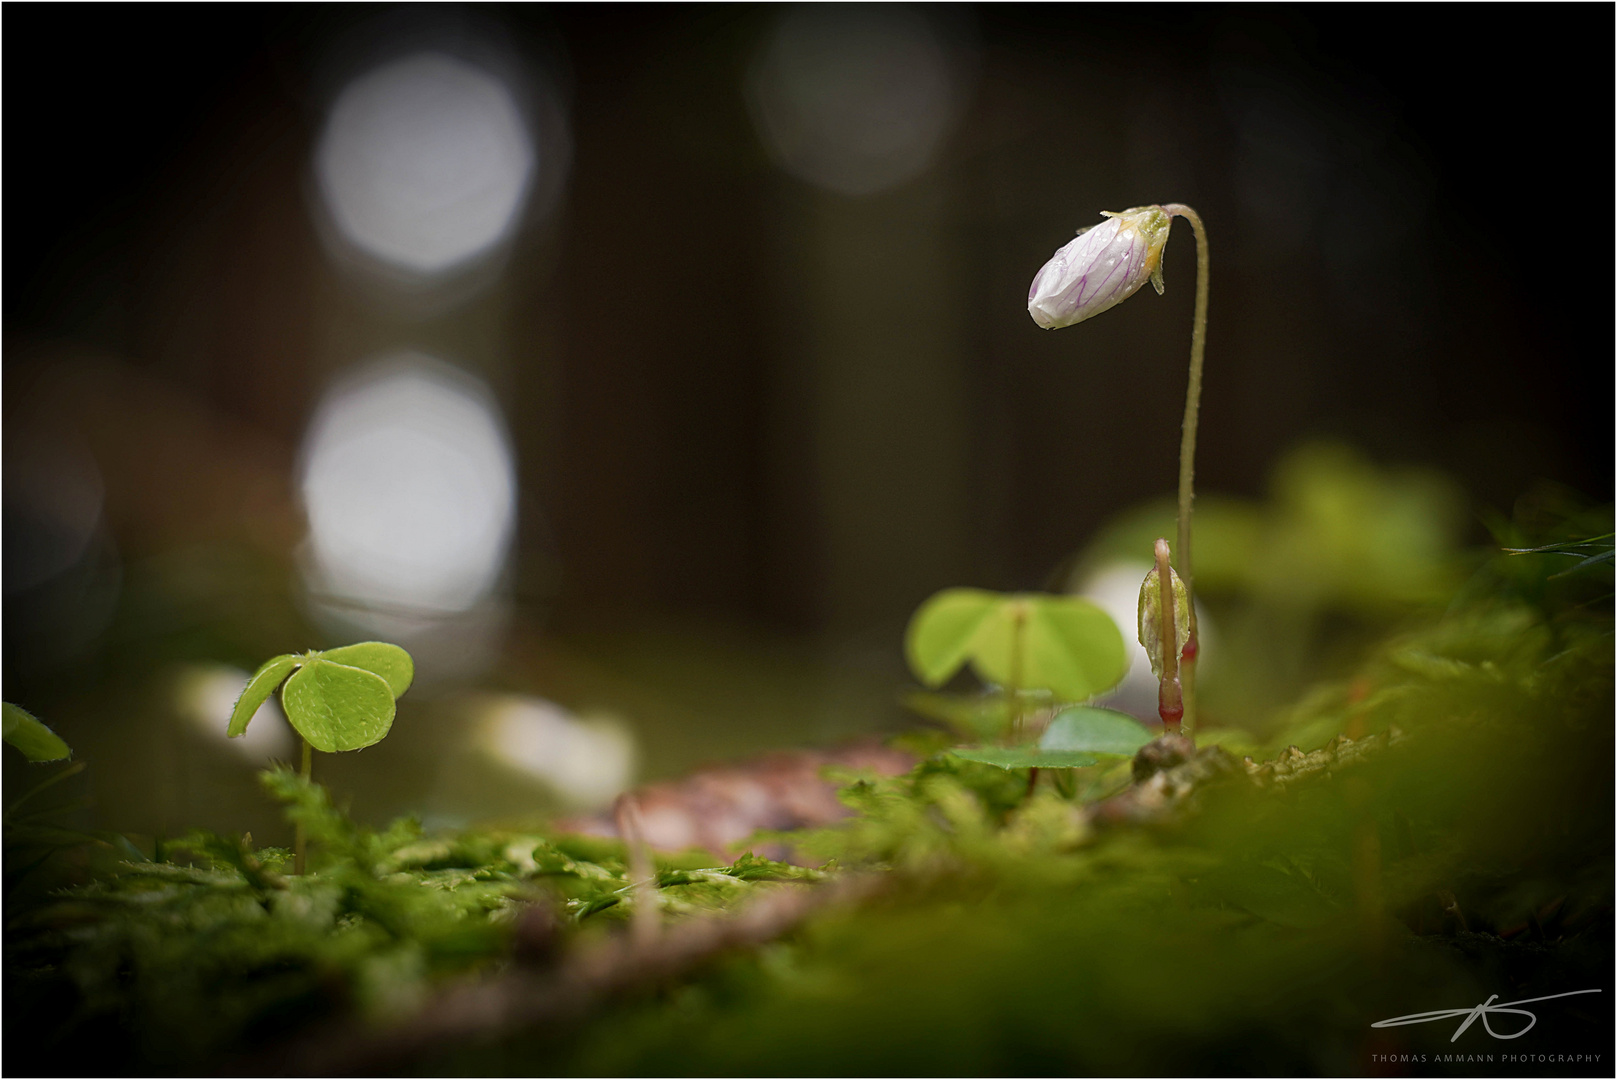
[1008,605,1038,797]
[295,737,311,876]
[1006,603,1027,742]
[1162,203,1209,734]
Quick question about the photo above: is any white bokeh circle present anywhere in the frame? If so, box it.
[314,52,536,277]
[299,353,516,615]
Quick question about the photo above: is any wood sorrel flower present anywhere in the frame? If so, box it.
[1027,205,1172,329]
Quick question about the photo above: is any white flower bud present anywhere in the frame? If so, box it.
[1027,205,1172,330]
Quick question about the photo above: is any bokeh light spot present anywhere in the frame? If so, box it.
[175,665,296,763]
[747,6,960,196]
[298,353,516,618]
[314,52,535,277]
[478,697,636,809]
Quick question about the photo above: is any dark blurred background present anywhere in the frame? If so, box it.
[5,4,1611,840]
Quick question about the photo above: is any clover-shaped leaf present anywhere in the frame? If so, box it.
[946,707,1150,772]
[227,642,414,753]
[949,746,1102,771]
[282,659,396,752]
[1039,706,1153,757]
[319,641,414,698]
[228,655,300,738]
[905,590,1127,702]
[905,589,1001,686]
[3,702,71,762]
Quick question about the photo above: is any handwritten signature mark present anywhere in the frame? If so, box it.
[1372,989,1602,1043]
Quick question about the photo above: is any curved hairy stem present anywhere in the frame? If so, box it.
[1161,203,1208,734]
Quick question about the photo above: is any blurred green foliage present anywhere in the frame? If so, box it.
[1072,442,1474,737]
[533,517,1612,1076]
[905,590,1128,704]
[4,466,1611,1076]
[1079,442,1468,611]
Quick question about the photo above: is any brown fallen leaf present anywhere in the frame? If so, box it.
[556,739,914,860]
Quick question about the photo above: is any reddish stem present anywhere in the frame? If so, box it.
[1154,538,1182,734]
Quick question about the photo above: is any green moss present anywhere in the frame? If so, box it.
[5,533,1611,1075]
